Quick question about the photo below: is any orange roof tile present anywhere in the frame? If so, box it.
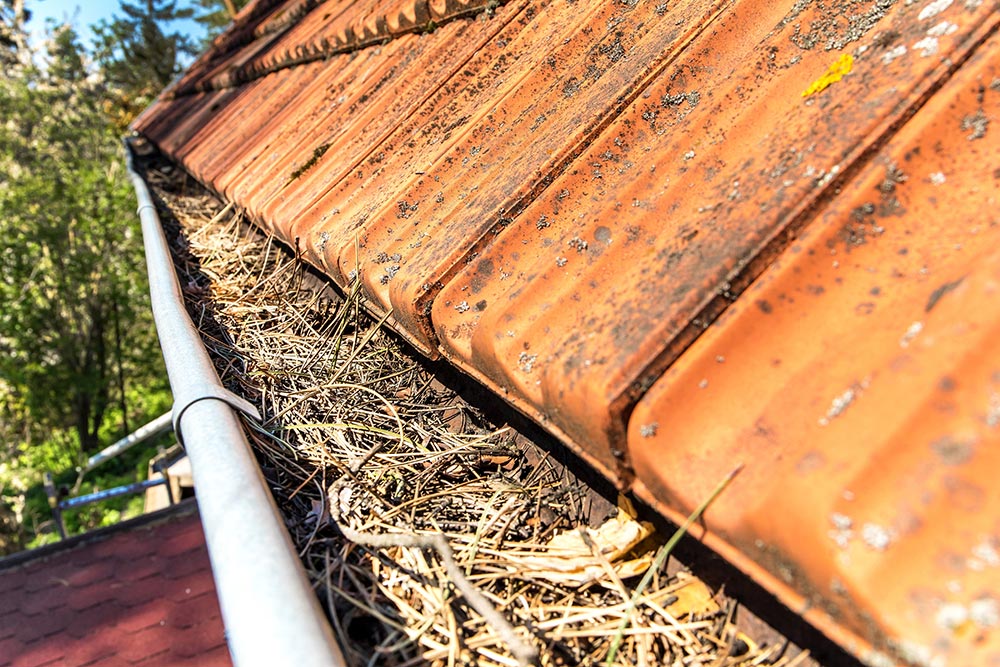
[628,31,1000,664]
[133,0,1000,663]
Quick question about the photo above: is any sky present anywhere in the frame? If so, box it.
[26,0,207,51]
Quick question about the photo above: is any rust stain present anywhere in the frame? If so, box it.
[133,0,1000,663]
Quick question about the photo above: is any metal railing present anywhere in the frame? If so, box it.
[43,412,177,540]
[77,411,173,480]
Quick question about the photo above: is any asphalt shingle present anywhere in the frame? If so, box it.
[0,503,230,667]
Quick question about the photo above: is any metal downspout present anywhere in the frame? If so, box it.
[122,138,346,667]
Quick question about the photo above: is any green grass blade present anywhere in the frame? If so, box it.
[605,464,743,665]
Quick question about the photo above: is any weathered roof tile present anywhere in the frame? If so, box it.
[132,0,1000,663]
[628,29,1000,665]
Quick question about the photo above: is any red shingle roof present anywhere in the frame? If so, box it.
[0,502,231,667]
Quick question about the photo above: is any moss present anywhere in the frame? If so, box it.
[287,143,331,183]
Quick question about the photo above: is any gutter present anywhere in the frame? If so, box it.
[122,138,346,667]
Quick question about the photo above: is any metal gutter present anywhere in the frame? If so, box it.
[122,137,346,667]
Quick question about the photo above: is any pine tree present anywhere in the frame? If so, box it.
[92,0,196,128]
[193,0,250,44]
[0,0,29,76]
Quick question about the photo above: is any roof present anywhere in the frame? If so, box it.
[0,501,231,667]
[131,0,1000,664]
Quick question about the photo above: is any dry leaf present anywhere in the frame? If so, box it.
[665,575,717,617]
[507,511,655,587]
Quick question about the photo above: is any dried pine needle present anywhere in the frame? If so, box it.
[142,155,810,667]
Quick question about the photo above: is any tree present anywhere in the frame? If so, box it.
[46,19,88,84]
[92,0,196,129]
[0,0,29,75]
[0,24,165,463]
[193,0,250,44]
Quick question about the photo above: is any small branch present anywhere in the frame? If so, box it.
[329,473,537,666]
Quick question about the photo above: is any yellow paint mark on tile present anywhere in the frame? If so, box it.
[802,54,854,97]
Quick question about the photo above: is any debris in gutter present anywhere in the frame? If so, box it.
[142,155,815,667]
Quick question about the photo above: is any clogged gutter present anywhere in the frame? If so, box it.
[124,140,346,667]
[135,146,816,667]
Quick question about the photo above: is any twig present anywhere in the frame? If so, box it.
[329,476,538,666]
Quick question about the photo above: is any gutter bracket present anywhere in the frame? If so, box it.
[172,388,262,447]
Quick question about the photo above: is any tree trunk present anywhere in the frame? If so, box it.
[112,300,130,436]
[75,393,95,455]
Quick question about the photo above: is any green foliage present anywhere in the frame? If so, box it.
[0,29,164,456]
[0,0,29,75]
[0,20,172,552]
